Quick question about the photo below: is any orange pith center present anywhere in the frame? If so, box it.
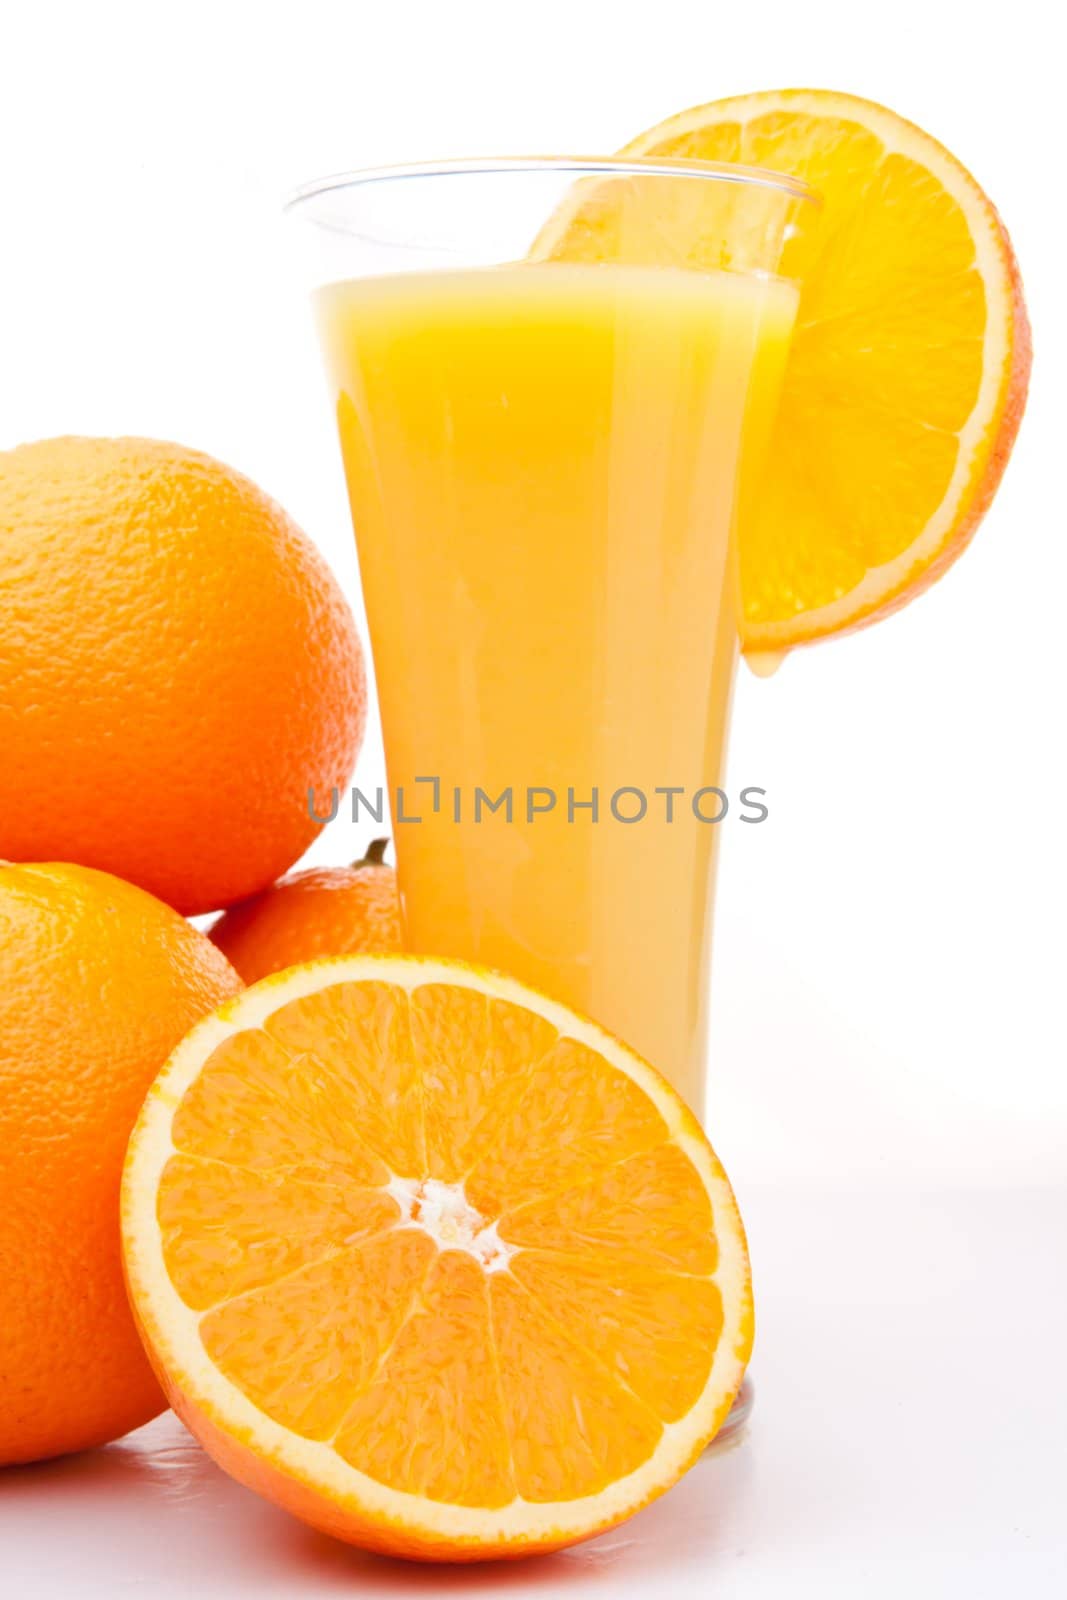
[157,981,723,1508]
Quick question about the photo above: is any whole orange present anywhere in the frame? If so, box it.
[0,437,366,915]
[0,860,242,1466]
[210,838,402,984]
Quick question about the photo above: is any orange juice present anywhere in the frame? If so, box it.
[316,262,796,1109]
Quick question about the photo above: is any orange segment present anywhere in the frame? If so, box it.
[170,1029,388,1185]
[500,1142,718,1274]
[263,981,425,1175]
[465,1036,670,1215]
[159,1155,398,1310]
[335,1250,514,1508]
[489,1271,663,1501]
[122,955,752,1561]
[410,984,558,1181]
[541,90,1031,651]
[511,1251,723,1424]
[201,1230,434,1443]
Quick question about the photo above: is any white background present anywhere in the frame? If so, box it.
[2,2,1064,1593]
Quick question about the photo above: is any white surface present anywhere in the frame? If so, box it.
[4,1188,1065,1596]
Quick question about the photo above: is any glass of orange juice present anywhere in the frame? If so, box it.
[288,159,813,1118]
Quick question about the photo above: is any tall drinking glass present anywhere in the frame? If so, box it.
[288,159,814,1117]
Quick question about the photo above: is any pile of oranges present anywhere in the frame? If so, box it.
[0,435,399,1466]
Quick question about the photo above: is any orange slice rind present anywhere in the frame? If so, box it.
[540,90,1031,653]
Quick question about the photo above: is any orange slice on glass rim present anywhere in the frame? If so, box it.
[538,89,1031,656]
[121,955,752,1562]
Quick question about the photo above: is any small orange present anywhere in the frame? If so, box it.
[0,437,366,915]
[122,954,751,1561]
[540,90,1031,654]
[0,861,241,1466]
[210,839,402,984]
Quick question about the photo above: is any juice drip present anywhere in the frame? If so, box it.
[744,649,789,679]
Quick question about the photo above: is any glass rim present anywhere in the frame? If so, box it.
[284,154,819,216]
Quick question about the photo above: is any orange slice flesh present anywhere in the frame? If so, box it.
[121,955,751,1562]
[540,90,1031,654]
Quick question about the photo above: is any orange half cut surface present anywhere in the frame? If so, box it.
[121,954,752,1562]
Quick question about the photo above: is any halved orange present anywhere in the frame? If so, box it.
[121,955,751,1562]
[541,90,1031,654]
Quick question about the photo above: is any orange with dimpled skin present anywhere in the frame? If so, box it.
[0,436,367,915]
[210,839,402,984]
[0,861,242,1466]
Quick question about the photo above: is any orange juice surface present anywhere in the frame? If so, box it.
[316,263,797,1110]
